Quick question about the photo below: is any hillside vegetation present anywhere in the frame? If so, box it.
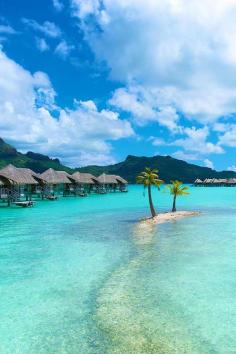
[0,138,235,182]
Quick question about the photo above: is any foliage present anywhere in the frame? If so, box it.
[136,167,163,218]
[77,155,236,183]
[136,167,163,188]
[167,180,189,212]
[0,138,73,173]
[1,138,236,181]
[167,180,190,196]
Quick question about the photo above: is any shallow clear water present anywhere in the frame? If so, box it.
[1,185,236,353]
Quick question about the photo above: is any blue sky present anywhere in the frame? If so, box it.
[1,0,236,170]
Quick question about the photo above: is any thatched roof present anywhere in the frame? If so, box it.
[203,178,213,183]
[0,174,12,186]
[99,173,128,185]
[226,178,236,184]
[98,173,118,184]
[72,172,99,184]
[195,177,236,185]
[40,168,74,184]
[115,175,128,184]
[56,171,77,183]
[218,179,227,183]
[211,178,220,183]
[194,178,202,183]
[98,173,128,184]
[0,164,39,185]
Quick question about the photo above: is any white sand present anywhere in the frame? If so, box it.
[139,210,200,226]
[132,211,200,246]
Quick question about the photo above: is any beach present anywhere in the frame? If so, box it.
[139,210,200,225]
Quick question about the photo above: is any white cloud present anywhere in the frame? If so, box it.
[110,86,180,131]
[227,165,236,172]
[213,123,230,133]
[109,87,155,123]
[172,151,199,161]
[0,25,17,35]
[36,37,49,52]
[0,48,134,166]
[22,18,61,38]
[55,40,74,59]
[71,0,236,134]
[219,125,236,147]
[71,0,100,18]
[204,158,214,169]
[70,0,236,162]
[52,0,64,11]
[148,136,166,146]
[173,126,224,154]
[150,126,224,160]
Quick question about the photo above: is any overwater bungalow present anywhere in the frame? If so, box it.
[226,178,236,187]
[194,177,236,187]
[115,176,129,191]
[72,172,99,194]
[56,171,78,196]
[218,179,227,186]
[0,164,44,204]
[199,178,213,186]
[0,177,10,200]
[0,164,129,206]
[194,178,203,186]
[39,168,76,197]
[98,173,128,192]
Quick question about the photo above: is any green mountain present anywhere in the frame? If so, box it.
[78,155,236,183]
[0,138,236,182]
[0,138,73,173]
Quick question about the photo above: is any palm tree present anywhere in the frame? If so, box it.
[136,167,163,218]
[167,180,189,212]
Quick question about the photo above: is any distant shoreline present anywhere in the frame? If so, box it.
[139,211,200,226]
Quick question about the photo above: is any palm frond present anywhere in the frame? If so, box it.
[167,180,190,196]
[136,167,163,188]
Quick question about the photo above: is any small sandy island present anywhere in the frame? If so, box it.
[140,211,200,226]
[133,211,200,246]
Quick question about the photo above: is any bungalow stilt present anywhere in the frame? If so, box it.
[0,164,44,206]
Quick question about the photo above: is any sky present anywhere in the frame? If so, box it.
[1,0,236,170]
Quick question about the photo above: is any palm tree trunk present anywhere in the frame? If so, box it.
[172,194,177,212]
[148,184,157,217]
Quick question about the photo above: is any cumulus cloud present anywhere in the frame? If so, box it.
[150,126,223,160]
[0,48,134,166]
[0,19,18,42]
[55,40,74,59]
[148,136,166,146]
[71,0,100,18]
[0,24,17,35]
[219,125,236,147]
[52,0,64,12]
[71,0,236,120]
[22,18,61,38]
[227,165,236,172]
[109,86,180,131]
[36,37,50,52]
[173,127,224,155]
[204,159,214,169]
[172,151,199,161]
[71,0,236,160]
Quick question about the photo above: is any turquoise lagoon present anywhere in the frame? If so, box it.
[1,185,236,353]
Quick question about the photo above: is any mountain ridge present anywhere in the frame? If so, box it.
[0,138,235,183]
[78,154,236,183]
[0,138,73,173]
